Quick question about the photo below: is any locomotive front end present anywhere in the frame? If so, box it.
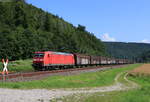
[32,52,45,70]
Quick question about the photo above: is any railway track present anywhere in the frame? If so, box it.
[0,65,127,82]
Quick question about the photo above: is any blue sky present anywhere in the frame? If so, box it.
[27,0,150,43]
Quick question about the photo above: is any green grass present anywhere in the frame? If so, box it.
[0,64,140,89]
[0,59,33,72]
[52,64,150,102]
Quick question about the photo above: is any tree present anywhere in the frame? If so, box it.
[11,0,26,3]
[43,12,51,31]
[77,24,86,31]
[14,2,28,28]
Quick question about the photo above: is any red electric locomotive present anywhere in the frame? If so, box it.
[33,51,75,70]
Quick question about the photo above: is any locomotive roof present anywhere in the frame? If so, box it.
[34,51,72,55]
[52,51,72,55]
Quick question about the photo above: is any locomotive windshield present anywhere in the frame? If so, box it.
[34,53,44,58]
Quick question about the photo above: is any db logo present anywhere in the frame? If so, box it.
[2,59,9,75]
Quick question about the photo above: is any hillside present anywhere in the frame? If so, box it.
[104,42,150,60]
[138,50,150,62]
[0,1,106,60]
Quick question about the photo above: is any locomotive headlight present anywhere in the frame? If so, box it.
[33,59,37,61]
[40,59,43,61]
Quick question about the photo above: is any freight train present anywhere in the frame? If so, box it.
[32,51,131,71]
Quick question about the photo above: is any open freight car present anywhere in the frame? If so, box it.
[90,56,101,65]
[100,57,108,65]
[74,53,91,67]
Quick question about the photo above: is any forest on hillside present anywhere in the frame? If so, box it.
[104,42,150,62]
[0,0,106,60]
[137,50,150,62]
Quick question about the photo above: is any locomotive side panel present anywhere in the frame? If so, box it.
[46,52,75,66]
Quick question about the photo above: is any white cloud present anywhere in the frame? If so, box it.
[101,33,116,42]
[141,39,150,43]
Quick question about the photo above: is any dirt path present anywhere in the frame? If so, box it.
[0,70,139,102]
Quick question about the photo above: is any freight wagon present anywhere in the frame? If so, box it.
[74,54,91,66]
[90,56,101,65]
[32,51,131,71]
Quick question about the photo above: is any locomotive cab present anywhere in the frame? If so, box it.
[33,53,44,62]
[32,52,45,70]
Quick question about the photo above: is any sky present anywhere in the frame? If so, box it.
[27,0,150,43]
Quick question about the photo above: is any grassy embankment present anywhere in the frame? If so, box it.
[52,64,150,102]
[0,59,33,72]
[0,64,140,89]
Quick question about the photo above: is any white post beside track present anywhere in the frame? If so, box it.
[1,59,9,81]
